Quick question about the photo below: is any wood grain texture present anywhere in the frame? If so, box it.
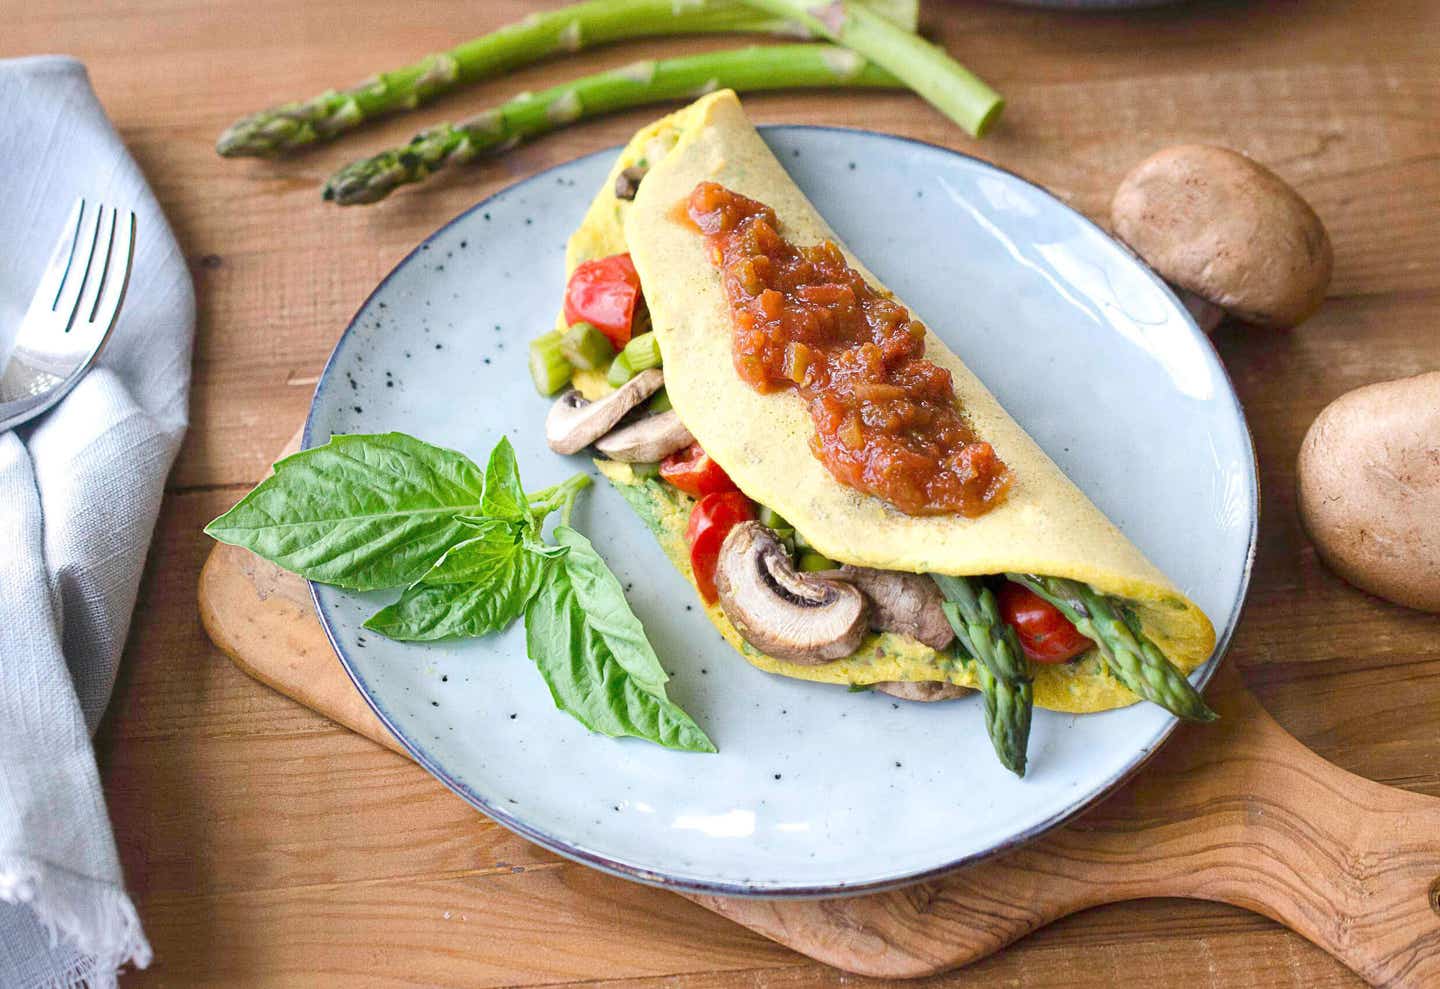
[5,0,1435,984]
[698,667,1440,983]
[198,542,1440,983]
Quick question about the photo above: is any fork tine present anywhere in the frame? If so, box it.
[21,199,87,322]
[88,209,136,336]
[75,205,117,327]
[53,201,104,333]
[0,201,136,431]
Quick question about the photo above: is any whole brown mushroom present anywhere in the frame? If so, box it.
[1111,145,1332,332]
[1297,372,1440,613]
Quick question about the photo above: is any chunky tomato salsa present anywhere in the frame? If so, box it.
[686,181,1011,517]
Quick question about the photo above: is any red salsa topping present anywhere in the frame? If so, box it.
[686,182,1011,517]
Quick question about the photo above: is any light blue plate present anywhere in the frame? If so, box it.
[305,127,1256,897]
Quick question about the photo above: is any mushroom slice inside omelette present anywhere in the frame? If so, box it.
[552,90,1215,716]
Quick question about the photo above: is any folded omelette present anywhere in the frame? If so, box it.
[557,90,1215,714]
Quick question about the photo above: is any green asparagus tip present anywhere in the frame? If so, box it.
[217,98,353,158]
[1190,702,1220,724]
[323,150,420,206]
[216,110,295,158]
[219,0,919,159]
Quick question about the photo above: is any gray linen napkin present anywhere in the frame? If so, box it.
[0,55,193,987]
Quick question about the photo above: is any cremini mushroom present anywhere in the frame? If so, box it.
[816,565,954,650]
[595,409,694,463]
[1111,144,1333,332]
[714,522,869,664]
[873,681,970,702]
[1297,371,1440,613]
[613,164,647,201]
[544,368,664,455]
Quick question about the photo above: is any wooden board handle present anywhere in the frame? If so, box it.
[697,665,1440,984]
[1164,687,1440,986]
[200,486,1440,985]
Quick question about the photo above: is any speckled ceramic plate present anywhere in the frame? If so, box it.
[305,127,1256,897]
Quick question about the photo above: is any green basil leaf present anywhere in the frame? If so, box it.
[204,433,485,591]
[363,521,547,641]
[552,526,670,693]
[522,538,571,560]
[524,527,715,753]
[479,437,530,525]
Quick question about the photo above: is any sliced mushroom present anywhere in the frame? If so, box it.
[715,522,868,664]
[595,409,694,463]
[1111,144,1332,331]
[545,368,664,455]
[817,565,954,650]
[873,681,971,702]
[614,164,648,201]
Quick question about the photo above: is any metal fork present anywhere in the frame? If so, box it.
[0,199,137,432]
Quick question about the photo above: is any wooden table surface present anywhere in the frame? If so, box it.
[8,1,1439,985]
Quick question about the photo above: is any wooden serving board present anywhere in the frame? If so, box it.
[198,435,1440,986]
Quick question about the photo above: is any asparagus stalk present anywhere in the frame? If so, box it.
[737,0,1003,137]
[216,0,919,157]
[933,574,1033,777]
[323,44,903,206]
[1008,574,1218,723]
[970,659,1033,781]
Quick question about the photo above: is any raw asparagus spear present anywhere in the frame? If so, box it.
[323,44,903,206]
[737,0,1003,137]
[1007,574,1218,723]
[216,0,918,157]
[933,574,1033,777]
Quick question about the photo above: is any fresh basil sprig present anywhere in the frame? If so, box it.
[526,528,714,753]
[363,519,549,641]
[206,434,714,753]
[205,432,489,591]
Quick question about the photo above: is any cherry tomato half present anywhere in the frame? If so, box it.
[685,491,755,604]
[563,253,641,349]
[659,443,739,499]
[997,582,1093,664]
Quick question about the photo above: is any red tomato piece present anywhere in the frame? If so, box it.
[997,582,1093,664]
[685,491,755,604]
[659,443,739,498]
[563,253,642,349]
